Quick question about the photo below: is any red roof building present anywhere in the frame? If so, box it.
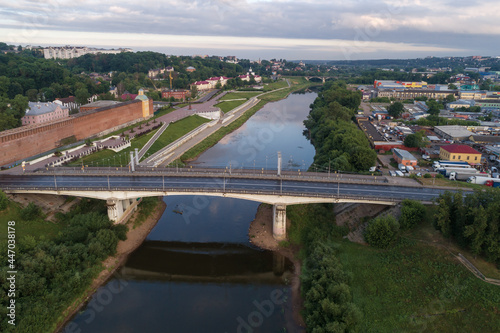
[439,144,482,163]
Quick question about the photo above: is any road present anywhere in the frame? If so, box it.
[0,174,449,202]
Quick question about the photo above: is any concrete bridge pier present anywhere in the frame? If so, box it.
[106,198,138,224]
[273,204,287,241]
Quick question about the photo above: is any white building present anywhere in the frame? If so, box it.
[43,46,132,59]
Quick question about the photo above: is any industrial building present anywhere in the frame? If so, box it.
[434,125,474,141]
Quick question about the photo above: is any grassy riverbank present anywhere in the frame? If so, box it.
[286,203,500,332]
[0,192,164,332]
[215,99,247,113]
[180,79,315,163]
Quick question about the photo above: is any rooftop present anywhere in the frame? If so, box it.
[393,148,417,161]
[434,125,474,138]
[25,102,65,116]
[441,144,481,154]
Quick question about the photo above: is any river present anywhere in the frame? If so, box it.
[64,91,317,333]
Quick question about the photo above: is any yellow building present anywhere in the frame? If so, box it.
[439,144,482,164]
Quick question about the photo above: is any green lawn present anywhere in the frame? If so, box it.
[0,201,65,242]
[263,79,289,91]
[337,236,500,333]
[215,100,247,113]
[219,92,261,100]
[143,115,209,158]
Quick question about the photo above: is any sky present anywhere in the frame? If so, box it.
[1,0,499,60]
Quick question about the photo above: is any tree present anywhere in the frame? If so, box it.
[426,99,441,116]
[364,215,400,248]
[464,206,488,257]
[190,85,198,98]
[0,190,8,210]
[75,88,90,105]
[399,199,426,230]
[448,83,458,90]
[387,102,404,118]
[445,94,456,103]
[404,130,428,148]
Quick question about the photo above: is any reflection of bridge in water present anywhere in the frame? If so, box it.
[120,241,292,285]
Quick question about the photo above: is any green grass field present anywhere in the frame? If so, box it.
[263,79,289,91]
[219,92,261,100]
[215,100,247,113]
[0,201,65,242]
[143,115,209,158]
[286,204,500,333]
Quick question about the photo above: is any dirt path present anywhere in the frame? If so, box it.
[248,204,306,332]
[54,198,166,333]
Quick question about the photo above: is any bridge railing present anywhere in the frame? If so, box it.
[30,167,391,186]
[1,185,402,203]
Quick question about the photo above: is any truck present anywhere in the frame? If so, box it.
[395,170,404,177]
[406,165,415,172]
[398,164,406,172]
[485,179,500,187]
[449,169,481,181]
[489,155,497,162]
[438,167,479,178]
[467,175,492,185]
[433,161,471,171]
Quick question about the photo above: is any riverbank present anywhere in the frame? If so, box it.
[248,204,306,331]
[54,197,166,333]
[180,78,314,163]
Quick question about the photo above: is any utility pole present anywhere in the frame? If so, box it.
[277,151,282,176]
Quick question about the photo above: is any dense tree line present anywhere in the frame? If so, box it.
[434,190,500,263]
[290,203,361,332]
[0,198,127,332]
[302,243,362,332]
[303,81,376,172]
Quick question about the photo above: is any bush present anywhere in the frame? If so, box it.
[113,224,128,241]
[399,199,426,230]
[435,174,445,179]
[424,173,431,178]
[364,215,400,248]
[0,190,8,210]
[20,202,42,221]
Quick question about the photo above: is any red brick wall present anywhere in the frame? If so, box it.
[1,100,146,166]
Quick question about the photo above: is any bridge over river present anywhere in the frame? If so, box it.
[0,168,459,240]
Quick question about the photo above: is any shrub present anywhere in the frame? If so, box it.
[20,202,42,221]
[399,199,426,230]
[364,215,400,248]
[424,173,431,178]
[0,190,8,210]
[436,174,445,179]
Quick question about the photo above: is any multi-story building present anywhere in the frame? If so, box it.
[377,89,458,100]
[161,90,189,100]
[21,102,69,125]
[459,91,486,100]
[43,46,132,59]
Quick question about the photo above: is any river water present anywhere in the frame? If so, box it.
[64,91,317,333]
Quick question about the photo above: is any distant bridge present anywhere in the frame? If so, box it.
[304,76,335,83]
[0,168,454,240]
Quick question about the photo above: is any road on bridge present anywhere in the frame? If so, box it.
[0,174,450,202]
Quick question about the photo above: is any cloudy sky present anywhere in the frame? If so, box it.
[1,0,499,60]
